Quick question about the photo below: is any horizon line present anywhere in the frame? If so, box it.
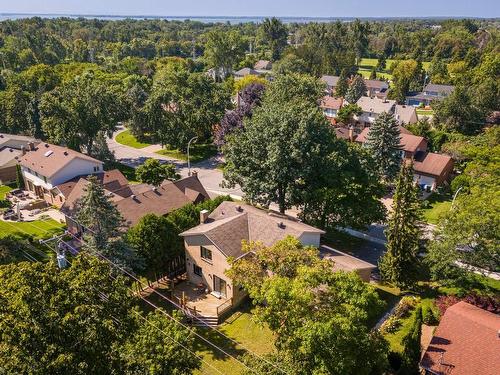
[1,12,498,20]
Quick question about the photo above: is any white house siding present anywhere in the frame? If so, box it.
[50,158,103,186]
[22,168,54,190]
[414,174,436,189]
[299,232,322,248]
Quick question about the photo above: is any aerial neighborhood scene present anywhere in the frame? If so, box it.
[0,0,499,374]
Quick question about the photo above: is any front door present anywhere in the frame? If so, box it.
[213,275,227,298]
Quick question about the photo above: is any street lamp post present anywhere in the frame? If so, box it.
[187,136,198,176]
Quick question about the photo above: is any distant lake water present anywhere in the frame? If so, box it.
[0,13,369,24]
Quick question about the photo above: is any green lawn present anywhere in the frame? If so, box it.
[0,218,65,240]
[0,185,12,199]
[115,130,152,149]
[194,305,275,375]
[422,193,452,224]
[156,143,218,163]
[416,109,435,117]
[357,69,393,80]
[358,58,431,81]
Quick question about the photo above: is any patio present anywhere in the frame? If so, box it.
[2,188,65,224]
[173,281,230,317]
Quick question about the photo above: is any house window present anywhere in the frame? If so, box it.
[201,247,212,261]
[193,264,202,277]
[93,166,100,172]
[43,176,47,183]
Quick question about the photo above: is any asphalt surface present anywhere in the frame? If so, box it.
[107,128,243,198]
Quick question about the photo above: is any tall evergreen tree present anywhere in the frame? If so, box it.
[345,75,366,103]
[379,162,422,290]
[76,175,123,247]
[401,307,423,375]
[15,164,25,190]
[335,68,349,97]
[365,112,402,180]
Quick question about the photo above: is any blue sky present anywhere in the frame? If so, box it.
[0,0,498,18]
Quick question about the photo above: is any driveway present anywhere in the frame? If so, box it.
[107,128,243,198]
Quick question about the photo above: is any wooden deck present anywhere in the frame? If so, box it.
[173,281,228,317]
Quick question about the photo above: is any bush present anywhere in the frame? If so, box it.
[387,351,402,372]
[380,315,401,334]
[422,305,438,325]
[394,296,420,318]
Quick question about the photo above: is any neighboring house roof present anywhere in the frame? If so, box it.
[356,127,425,153]
[0,147,22,168]
[234,67,259,77]
[320,96,343,110]
[19,142,102,179]
[424,83,455,95]
[0,133,39,149]
[334,127,354,140]
[320,245,376,272]
[56,169,130,198]
[320,75,340,87]
[62,174,209,228]
[356,96,396,114]
[413,151,454,177]
[114,175,210,227]
[420,301,500,375]
[394,105,418,125]
[180,201,325,258]
[254,60,272,70]
[364,79,389,90]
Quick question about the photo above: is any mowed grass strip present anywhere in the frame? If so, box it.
[115,129,152,149]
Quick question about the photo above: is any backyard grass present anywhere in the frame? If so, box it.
[115,129,152,149]
[358,58,431,82]
[416,109,435,117]
[0,218,65,240]
[156,143,218,163]
[0,185,12,199]
[357,69,393,80]
[194,305,275,375]
[422,193,452,224]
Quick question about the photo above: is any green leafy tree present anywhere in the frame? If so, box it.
[345,75,366,103]
[39,71,126,154]
[127,214,183,274]
[335,103,362,124]
[369,67,377,79]
[335,68,349,97]
[428,57,450,84]
[376,54,387,72]
[265,73,325,105]
[0,257,200,374]
[379,162,422,290]
[223,95,334,213]
[400,307,422,375]
[365,112,402,180]
[0,237,30,265]
[258,17,288,61]
[204,28,246,80]
[121,310,200,374]
[389,59,424,103]
[0,85,30,134]
[227,237,388,375]
[135,158,179,186]
[145,67,230,149]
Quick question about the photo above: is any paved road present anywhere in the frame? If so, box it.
[107,128,243,198]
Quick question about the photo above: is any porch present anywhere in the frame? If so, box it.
[172,280,233,319]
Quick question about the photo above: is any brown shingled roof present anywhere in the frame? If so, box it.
[57,169,129,198]
[19,143,101,178]
[356,127,426,153]
[413,152,454,177]
[181,201,324,258]
[420,301,500,375]
[320,96,343,110]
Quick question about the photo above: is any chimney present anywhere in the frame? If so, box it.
[192,170,198,177]
[348,126,354,142]
[200,209,209,224]
[28,142,35,151]
[21,145,26,155]
[235,205,243,212]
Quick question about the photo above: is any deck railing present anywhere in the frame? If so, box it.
[216,298,233,316]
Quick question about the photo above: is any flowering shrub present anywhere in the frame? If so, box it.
[380,316,401,334]
[394,296,420,318]
[435,293,499,316]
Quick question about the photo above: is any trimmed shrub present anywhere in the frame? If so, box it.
[380,316,401,334]
[422,305,438,325]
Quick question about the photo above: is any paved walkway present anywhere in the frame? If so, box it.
[107,127,243,198]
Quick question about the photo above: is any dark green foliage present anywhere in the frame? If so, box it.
[365,112,402,180]
[135,158,179,186]
[345,75,366,103]
[335,68,349,97]
[126,214,183,274]
[0,236,30,264]
[400,307,422,375]
[258,18,288,61]
[15,164,24,190]
[0,257,200,374]
[379,162,422,290]
[422,305,438,325]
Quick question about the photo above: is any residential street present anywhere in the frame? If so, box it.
[107,127,243,198]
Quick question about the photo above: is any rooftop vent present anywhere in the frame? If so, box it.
[0,134,3,138]
[44,150,53,157]
[63,151,68,156]
[236,205,243,212]
[277,222,286,229]
[44,143,49,148]
[131,194,136,200]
